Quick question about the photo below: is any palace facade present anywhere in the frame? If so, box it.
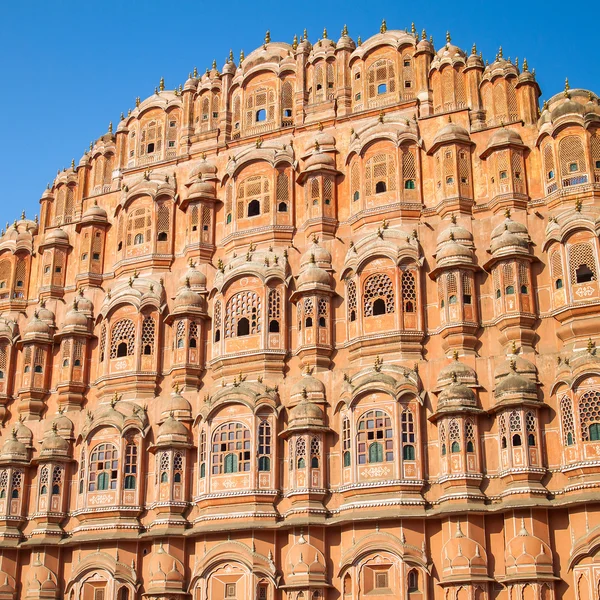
[0,21,599,600]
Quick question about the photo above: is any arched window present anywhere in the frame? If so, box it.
[560,395,575,446]
[237,175,270,220]
[407,569,419,592]
[579,390,600,441]
[465,420,475,453]
[347,279,357,322]
[342,416,351,467]
[88,443,118,491]
[225,290,262,338]
[310,437,320,468]
[401,270,416,313]
[449,419,460,453]
[569,242,597,284]
[276,171,289,212]
[296,437,306,468]
[365,153,396,196]
[258,420,271,472]
[559,135,587,180]
[39,466,49,496]
[126,207,152,248]
[124,441,138,489]
[357,410,393,464]
[367,59,395,98]
[141,315,155,356]
[402,409,416,460]
[213,300,222,343]
[363,273,395,317]
[52,465,62,495]
[199,431,206,478]
[110,319,136,359]
[256,109,267,122]
[212,422,250,474]
[268,288,281,334]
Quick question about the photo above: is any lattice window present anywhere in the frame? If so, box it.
[124,441,138,489]
[202,205,211,235]
[569,242,597,284]
[140,119,163,156]
[401,409,416,459]
[74,340,84,366]
[511,151,524,186]
[166,114,179,150]
[551,249,563,284]
[592,133,600,180]
[39,466,49,495]
[462,273,472,296]
[351,161,361,201]
[543,143,556,180]
[401,270,416,312]
[176,320,186,348]
[54,188,65,225]
[225,183,233,219]
[442,68,454,110]
[88,443,118,491]
[455,70,466,108]
[237,174,271,218]
[347,279,357,321]
[62,339,71,360]
[304,297,314,316]
[499,413,507,438]
[363,273,395,317]
[268,289,281,332]
[212,422,251,474]
[0,470,7,497]
[526,411,536,439]
[64,187,74,223]
[232,94,241,125]
[199,430,207,477]
[401,52,414,91]
[465,420,475,451]
[503,263,515,290]
[78,448,85,493]
[447,272,457,297]
[482,84,493,123]
[507,81,518,121]
[281,80,293,120]
[0,260,10,293]
[12,470,22,495]
[189,321,199,346]
[493,83,507,123]
[276,171,289,212]
[99,323,107,362]
[0,343,7,377]
[126,207,152,247]
[173,452,183,482]
[158,451,170,484]
[225,291,262,337]
[342,416,351,465]
[402,147,417,189]
[308,177,320,209]
[518,262,529,287]
[560,395,575,445]
[559,135,586,176]
[449,419,461,452]
[310,436,320,467]
[13,258,27,296]
[357,409,393,464]
[258,420,271,471]
[245,87,276,126]
[157,203,170,240]
[443,150,454,190]
[365,153,396,196]
[110,319,136,358]
[509,411,522,432]
[52,465,63,495]
[34,347,44,371]
[367,59,395,97]
[439,422,447,454]
[578,390,600,441]
[323,177,333,206]
[214,300,222,328]
[295,437,306,468]
[141,316,155,355]
[318,297,328,316]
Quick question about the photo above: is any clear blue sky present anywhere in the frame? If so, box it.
[0,0,595,222]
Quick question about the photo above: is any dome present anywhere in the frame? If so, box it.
[491,216,529,240]
[291,371,326,401]
[160,388,193,422]
[437,381,478,411]
[14,421,33,446]
[314,130,336,147]
[336,31,356,51]
[442,522,487,576]
[432,120,471,148]
[36,301,55,325]
[495,371,538,398]
[174,286,204,310]
[156,415,190,446]
[437,358,478,389]
[40,427,69,458]
[76,288,94,314]
[505,521,553,575]
[288,399,326,429]
[82,201,108,221]
[435,41,467,61]
[44,227,69,245]
[494,354,537,381]
[300,241,332,269]
[487,127,524,150]
[551,98,586,121]
[490,230,530,254]
[179,264,207,289]
[436,240,474,263]
[436,222,473,246]
[0,430,27,461]
[285,533,327,582]
[24,314,51,337]
[63,302,89,329]
[304,151,336,169]
[191,158,217,179]
[297,264,331,289]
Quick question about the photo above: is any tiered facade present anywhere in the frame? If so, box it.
[0,22,600,600]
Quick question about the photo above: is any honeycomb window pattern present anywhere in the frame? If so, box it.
[225,291,262,338]
[110,319,136,358]
[363,273,395,317]
[578,390,600,441]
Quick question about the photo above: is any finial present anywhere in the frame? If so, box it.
[239,49,245,64]
[378,110,385,123]
[564,77,570,97]
[357,35,362,46]
[265,30,271,44]
[71,158,75,169]
[342,24,348,36]
[587,338,596,354]
[498,46,503,59]
[575,198,583,212]
[450,214,457,224]
[120,112,125,120]
[522,58,528,72]
[292,34,298,50]
[322,28,327,39]
[211,59,216,70]
[303,28,308,41]
[452,349,459,361]
[504,207,511,218]
[511,340,518,354]
[108,121,113,133]
[374,355,383,372]
[135,96,140,107]
[446,31,451,44]
[159,77,165,91]
[380,19,387,34]
[451,371,457,383]
[471,43,477,55]
[411,22,416,35]
[421,29,426,40]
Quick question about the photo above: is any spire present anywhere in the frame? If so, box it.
[292,34,298,50]
[239,49,245,64]
[193,65,198,77]
[264,30,271,44]
[228,48,234,63]
[446,31,451,44]
[212,59,217,70]
[380,19,387,34]
[342,24,348,36]
[303,28,308,41]
[322,27,327,39]
[159,77,165,91]
[471,43,477,55]
[498,45,503,59]
[411,22,416,35]
[564,77,570,97]
[108,121,113,134]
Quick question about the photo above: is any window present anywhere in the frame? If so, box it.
[405,179,415,189]
[377,83,387,95]
[402,409,416,460]
[88,443,118,491]
[124,441,137,489]
[375,181,387,194]
[560,395,575,447]
[365,153,396,196]
[134,233,143,245]
[212,422,251,474]
[367,59,395,98]
[579,390,600,441]
[247,199,261,217]
[225,290,261,338]
[363,273,394,317]
[505,285,515,294]
[357,410,393,464]
[256,109,266,122]
[258,420,271,471]
[375,571,389,589]
[408,569,419,592]
[110,319,136,359]
[141,316,155,356]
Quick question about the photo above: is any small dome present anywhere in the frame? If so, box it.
[40,427,69,457]
[314,130,336,147]
[300,241,332,269]
[24,314,51,337]
[291,371,326,400]
[494,354,537,381]
[432,120,471,147]
[157,415,189,446]
[487,127,524,150]
[174,286,204,310]
[44,228,69,245]
[304,151,336,169]
[436,240,474,263]
[179,264,207,289]
[285,533,327,581]
[436,222,473,246]
[64,302,89,329]
[82,201,108,221]
[438,381,478,411]
[490,230,530,254]
[551,98,586,121]
[0,431,27,461]
[191,158,218,179]
[442,522,487,576]
[289,399,325,429]
[297,264,331,289]
[491,216,529,240]
[160,388,193,422]
[495,371,537,396]
[505,521,553,575]
[336,32,356,51]
[437,358,478,389]
[14,421,33,446]
[76,289,94,314]
[36,302,55,325]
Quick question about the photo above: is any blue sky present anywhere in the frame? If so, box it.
[0,0,596,221]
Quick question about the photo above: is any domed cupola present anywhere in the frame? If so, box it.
[435,377,479,414]
[292,241,335,369]
[430,216,479,354]
[61,300,90,335]
[158,386,193,424]
[39,424,69,460]
[494,359,539,406]
[441,521,488,581]
[80,200,108,225]
[284,531,328,592]
[74,288,94,316]
[0,430,28,464]
[437,353,478,389]
[335,25,356,52]
[155,414,190,448]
